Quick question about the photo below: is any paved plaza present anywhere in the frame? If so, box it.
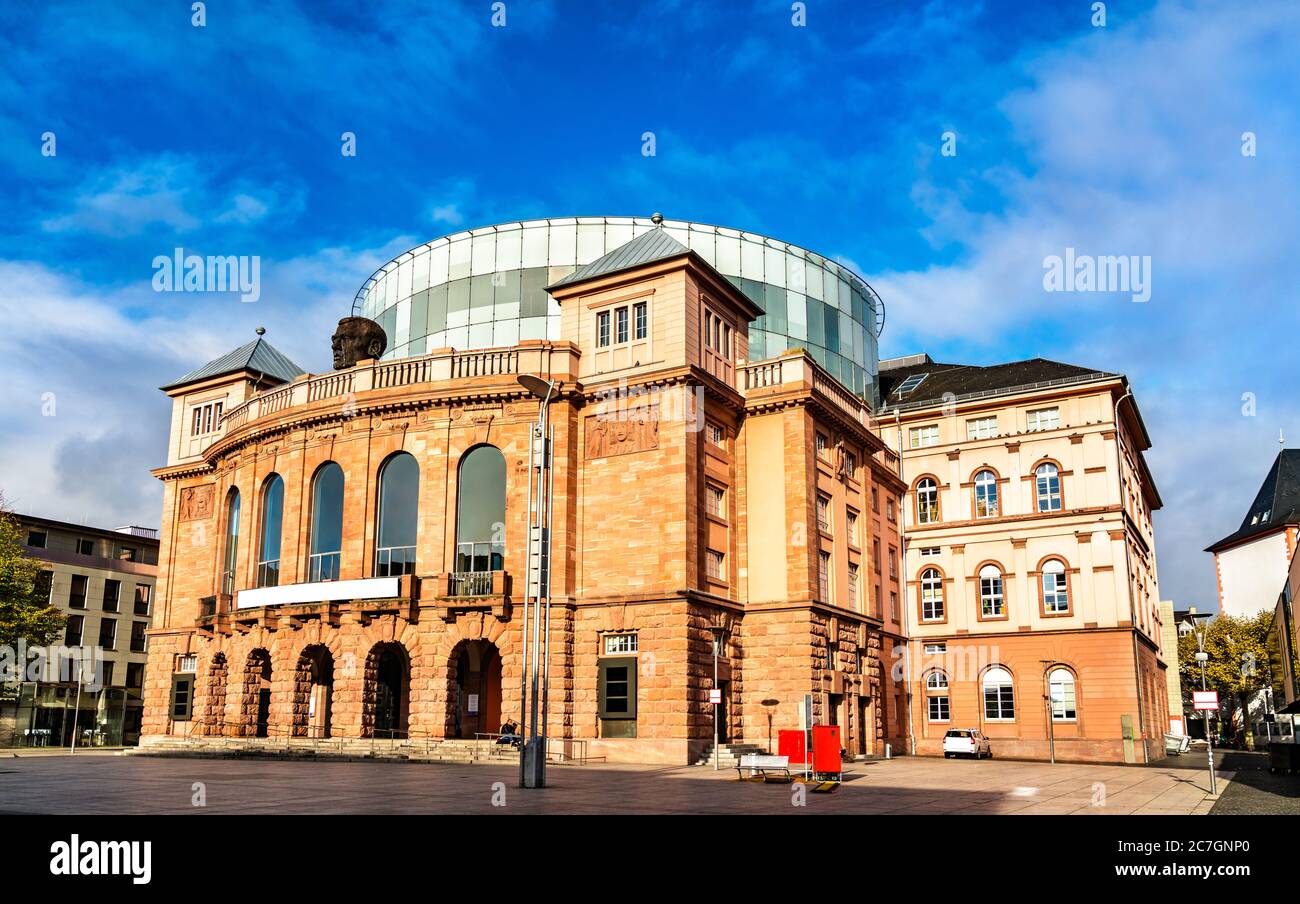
[0,751,1242,815]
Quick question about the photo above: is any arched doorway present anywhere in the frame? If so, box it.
[365,643,409,738]
[203,653,228,737]
[242,649,272,737]
[293,645,334,738]
[452,640,502,739]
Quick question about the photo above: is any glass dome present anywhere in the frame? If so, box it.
[353,216,884,403]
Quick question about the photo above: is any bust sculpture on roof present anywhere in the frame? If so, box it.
[331,316,388,369]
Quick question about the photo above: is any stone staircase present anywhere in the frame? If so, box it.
[693,742,768,768]
[130,734,522,765]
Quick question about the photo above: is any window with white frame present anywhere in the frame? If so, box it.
[816,432,829,458]
[1042,560,1069,613]
[616,306,628,343]
[974,469,999,518]
[979,564,1005,617]
[926,670,950,722]
[923,642,946,655]
[909,424,940,449]
[966,416,998,440]
[1035,463,1062,512]
[982,666,1015,720]
[1027,407,1060,432]
[920,568,944,621]
[705,484,726,519]
[190,400,224,437]
[706,549,726,581]
[918,545,940,556]
[816,495,831,532]
[604,633,638,655]
[634,301,648,339]
[888,547,897,579]
[916,477,939,524]
[1048,667,1077,720]
[597,310,611,347]
[706,422,726,448]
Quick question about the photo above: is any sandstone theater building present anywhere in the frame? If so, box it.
[142,216,1167,764]
[142,219,910,763]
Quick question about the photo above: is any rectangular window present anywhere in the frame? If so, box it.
[966,416,998,440]
[706,549,726,581]
[705,484,726,519]
[843,450,858,479]
[846,509,859,546]
[598,657,638,737]
[887,499,896,522]
[871,487,879,513]
[77,538,94,556]
[597,310,610,347]
[633,301,647,339]
[26,530,47,548]
[101,661,115,687]
[102,579,120,612]
[192,407,203,436]
[909,424,939,448]
[118,546,138,562]
[918,546,940,556]
[923,642,947,655]
[131,621,148,653]
[928,695,950,722]
[848,564,859,609]
[170,674,194,722]
[65,615,84,646]
[603,633,638,655]
[616,306,628,343]
[890,591,898,618]
[816,495,831,532]
[706,422,725,447]
[34,570,53,603]
[818,551,831,601]
[134,584,151,616]
[816,432,828,458]
[1027,407,1060,432]
[888,547,898,579]
[69,574,88,609]
[872,540,881,573]
[984,683,1015,720]
[176,653,198,673]
[126,663,144,690]
[98,618,117,650]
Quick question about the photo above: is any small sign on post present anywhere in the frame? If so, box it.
[1193,690,1219,711]
[708,688,722,705]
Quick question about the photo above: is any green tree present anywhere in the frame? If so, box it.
[1177,610,1272,749]
[0,499,65,650]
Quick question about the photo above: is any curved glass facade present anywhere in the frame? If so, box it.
[353,216,883,401]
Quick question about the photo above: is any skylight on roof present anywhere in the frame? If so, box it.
[894,373,929,397]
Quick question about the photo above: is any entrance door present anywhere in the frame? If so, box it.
[256,689,270,737]
[716,681,731,743]
[454,641,502,738]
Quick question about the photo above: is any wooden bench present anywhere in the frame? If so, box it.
[735,754,792,783]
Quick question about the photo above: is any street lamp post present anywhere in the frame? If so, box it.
[1041,660,1056,764]
[1193,629,1218,796]
[517,373,555,789]
[709,626,725,771]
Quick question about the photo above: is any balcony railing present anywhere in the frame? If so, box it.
[738,351,870,428]
[308,551,341,583]
[220,342,577,436]
[450,571,493,597]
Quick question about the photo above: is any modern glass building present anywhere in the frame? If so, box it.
[352,216,885,402]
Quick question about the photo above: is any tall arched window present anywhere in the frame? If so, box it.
[1035,463,1062,512]
[309,462,344,582]
[221,489,240,595]
[916,478,939,524]
[256,474,284,588]
[1041,559,1069,614]
[925,669,950,722]
[983,666,1015,720]
[376,453,419,576]
[1048,667,1076,721]
[456,445,506,588]
[978,564,1004,618]
[974,470,999,518]
[920,568,944,622]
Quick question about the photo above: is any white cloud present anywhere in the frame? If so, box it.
[866,0,1300,608]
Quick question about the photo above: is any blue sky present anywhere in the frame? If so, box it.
[1,0,1297,610]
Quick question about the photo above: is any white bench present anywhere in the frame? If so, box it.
[735,754,792,783]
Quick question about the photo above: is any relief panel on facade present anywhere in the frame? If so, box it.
[585,405,660,459]
[178,484,215,522]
